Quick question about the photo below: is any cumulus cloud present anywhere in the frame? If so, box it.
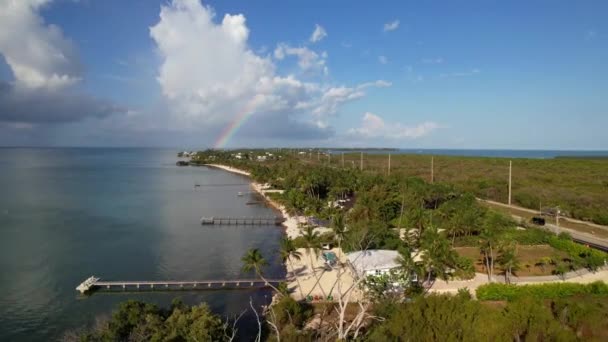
[0,0,81,90]
[0,0,126,125]
[383,20,400,32]
[150,0,389,139]
[349,112,439,140]
[378,55,388,64]
[274,44,328,74]
[309,24,327,43]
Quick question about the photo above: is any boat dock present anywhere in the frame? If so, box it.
[200,216,285,226]
[76,276,283,294]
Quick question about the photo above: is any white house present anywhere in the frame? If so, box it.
[346,249,401,278]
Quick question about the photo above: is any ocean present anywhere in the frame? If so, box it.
[0,148,285,341]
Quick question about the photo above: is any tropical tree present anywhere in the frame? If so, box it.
[419,226,457,284]
[536,256,553,273]
[479,212,512,281]
[331,213,347,257]
[279,237,304,299]
[302,225,321,272]
[497,244,520,283]
[241,248,282,295]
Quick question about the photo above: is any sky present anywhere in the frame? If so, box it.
[0,0,606,149]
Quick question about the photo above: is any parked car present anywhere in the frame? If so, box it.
[531,216,546,225]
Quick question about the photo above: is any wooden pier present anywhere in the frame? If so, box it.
[76,276,283,294]
[200,216,285,226]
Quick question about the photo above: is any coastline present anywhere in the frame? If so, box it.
[204,164,302,239]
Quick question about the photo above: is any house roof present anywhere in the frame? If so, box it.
[346,249,401,276]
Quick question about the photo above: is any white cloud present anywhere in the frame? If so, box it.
[349,112,439,139]
[309,24,327,43]
[0,0,81,90]
[0,0,126,125]
[383,20,400,32]
[378,55,388,64]
[439,68,480,78]
[422,57,443,64]
[149,0,389,136]
[274,43,328,74]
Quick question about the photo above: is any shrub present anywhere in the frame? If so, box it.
[453,256,475,280]
[476,281,608,301]
[548,236,607,270]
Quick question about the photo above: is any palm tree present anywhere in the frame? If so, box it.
[302,225,321,273]
[497,245,520,284]
[302,225,328,297]
[331,213,347,257]
[536,256,553,273]
[419,226,456,285]
[397,248,422,285]
[479,212,510,282]
[241,248,282,295]
[279,237,304,299]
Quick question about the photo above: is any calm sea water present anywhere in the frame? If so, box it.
[0,148,285,341]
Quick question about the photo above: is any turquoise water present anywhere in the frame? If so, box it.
[0,148,285,341]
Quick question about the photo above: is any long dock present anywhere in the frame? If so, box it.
[76,276,283,294]
[200,216,285,226]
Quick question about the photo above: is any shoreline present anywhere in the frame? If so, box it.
[204,164,302,240]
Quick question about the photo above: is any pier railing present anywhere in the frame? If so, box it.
[200,216,285,226]
[77,276,284,294]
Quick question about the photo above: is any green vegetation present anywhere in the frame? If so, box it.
[477,281,608,301]
[184,150,608,340]
[66,299,229,341]
[311,152,608,225]
[367,293,608,341]
[193,150,607,281]
[71,292,608,341]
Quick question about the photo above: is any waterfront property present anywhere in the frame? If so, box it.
[346,250,401,278]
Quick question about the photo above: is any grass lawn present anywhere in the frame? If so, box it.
[454,245,568,277]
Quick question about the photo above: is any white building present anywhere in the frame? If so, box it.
[346,249,401,278]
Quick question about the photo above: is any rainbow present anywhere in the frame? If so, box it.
[213,100,257,149]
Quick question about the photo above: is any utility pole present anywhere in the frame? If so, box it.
[431,156,434,183]
[508,160,512,206]
[360,152,363,171]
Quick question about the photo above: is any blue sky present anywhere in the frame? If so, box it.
[0,0,606,149]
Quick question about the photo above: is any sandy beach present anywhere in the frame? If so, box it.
[206,163,313,240]
[205,164,360,302]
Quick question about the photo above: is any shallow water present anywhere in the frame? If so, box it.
[0,148,285,341]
